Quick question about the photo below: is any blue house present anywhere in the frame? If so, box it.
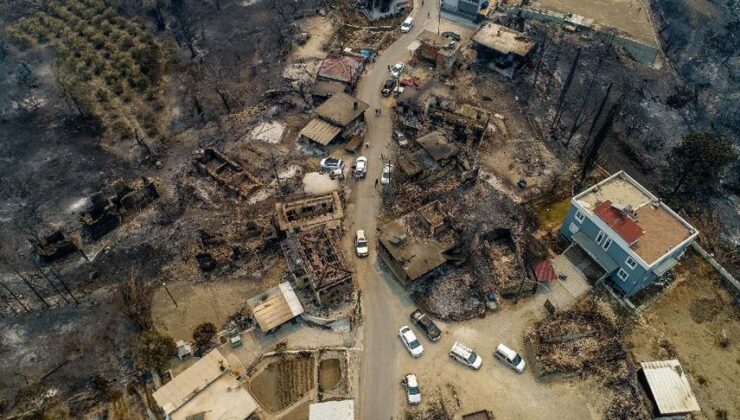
[558,171,698,298]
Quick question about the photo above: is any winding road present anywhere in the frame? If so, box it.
[349,2,440,418]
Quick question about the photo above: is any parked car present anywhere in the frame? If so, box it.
[399,326,424,357]
[394,131,408,147]
[381,163,393,185]
[390,62,405,78]
[442,31,461,42]
[320,157,344,172]
[400,16,414,33]
[381,78,396,96]
[354,156,367,179]
[494,343,526,373]
[401,373,421,405]
[410,310,441,342]
[449,341,482,369]
[355,229,369,257]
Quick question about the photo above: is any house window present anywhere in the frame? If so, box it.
[617,268,629,281]
[625,257,637,269]
[575,211,585,223]
[602,237,612,251]
[595,231,605,244]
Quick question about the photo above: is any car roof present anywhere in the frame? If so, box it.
[496,344,518,359]
[401,327,417,340]
[406,374,418,386]
[403,16,413,24]
[451,341,473,357]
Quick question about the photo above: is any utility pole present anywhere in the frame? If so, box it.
[530,34,549,96]
[162,282,178,307]
[579,82,613,160]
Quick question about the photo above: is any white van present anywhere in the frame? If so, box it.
[494,343,526,373]
[400,16,414,33]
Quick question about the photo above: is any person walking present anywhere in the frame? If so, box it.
[427,11,430,18]
[375,178,379,188]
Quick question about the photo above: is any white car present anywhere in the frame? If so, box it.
[354,156,367,179]
[400,16,414,33]
[381,163,393,185]
[449,341,482,370]
[402,373,421,405]
[494,343,526,373]
[320,157,344,172]
[390,62,405,78]
[355,229,369,257]
[399,326,424,357]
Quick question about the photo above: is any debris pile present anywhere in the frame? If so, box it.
[192,148,262,199]
[411,267,484,320]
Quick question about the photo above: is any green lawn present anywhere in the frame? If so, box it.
[535,197,571,231]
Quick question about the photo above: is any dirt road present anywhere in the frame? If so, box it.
[349,2,439,418]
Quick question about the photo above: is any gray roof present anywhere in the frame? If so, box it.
[316,92,369,127]
[416,131,458,161]
[300,118,342,146]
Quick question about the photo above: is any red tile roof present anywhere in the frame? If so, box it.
[317,54,364,85]
[593,200,645,244]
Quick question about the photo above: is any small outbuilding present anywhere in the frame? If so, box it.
[309,399,355,420]
[247,282,305,333]
[639,360,701,417]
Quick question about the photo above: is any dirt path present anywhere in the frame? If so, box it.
[349,1,441,418]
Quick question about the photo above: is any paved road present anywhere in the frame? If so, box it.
[350,2,439,418]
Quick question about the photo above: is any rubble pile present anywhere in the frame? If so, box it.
[527,309,627,376]
[411,268,485,320]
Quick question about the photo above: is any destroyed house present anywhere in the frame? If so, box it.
[412,30,462,75]
[416,131,459,163]
[247,282,304,333]
[80,177,159,243]
[281,228,353,304]
[152,349,257,420]
[378,201,459,285]
[316,53,365,90]
[560,171,698,298]
[193,148,262,199]
[300,93,369,147]
[275,192,344,234]
[472,23,535,78]
[34,231,78,265]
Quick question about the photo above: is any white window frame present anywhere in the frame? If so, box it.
[575,210,585,223]
[625,257,637,270]
[617,268,629,281]
[595,231,605,244]
[602,237,612,251]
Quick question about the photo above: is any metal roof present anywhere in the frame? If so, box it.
[309,399,355,420]
[152,349,229,415]
[416,131,458,161]
[316,92,369,127]
[300,118,342,146]
[472,23,535,57]
[247,282,304,332]
[641,360,701,415]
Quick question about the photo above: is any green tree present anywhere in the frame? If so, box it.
[667,133,737,203]
[192,322,217,349]
[135,330,176,372]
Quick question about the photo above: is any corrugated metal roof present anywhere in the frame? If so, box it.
[309,399,355,420]
[300,118,342,146]
[152,349,229,415]
[316,92,369,127]
[641,360,700,415]
[247,282,304,331]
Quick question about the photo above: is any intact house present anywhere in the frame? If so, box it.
[410,30,462,75]
[152,349,257,420]
[316,53,365,91]
[559,171,698,298]
[440,0,494,22]
[299,92,369,148]
[472,23,535,78]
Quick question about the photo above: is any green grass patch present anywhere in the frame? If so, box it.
[535,197,571,231]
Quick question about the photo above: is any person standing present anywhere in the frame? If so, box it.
[375,178,379,188]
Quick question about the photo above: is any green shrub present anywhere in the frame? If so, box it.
[134,330,176,372]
